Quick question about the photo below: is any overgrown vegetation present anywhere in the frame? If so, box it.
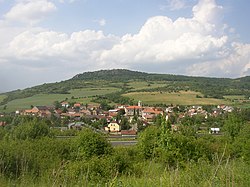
[0,110,250,186]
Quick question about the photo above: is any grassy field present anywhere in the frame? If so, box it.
[224,95,250,108]
[128,81,167,91]
[224,95,246,100]
[0,87,120,112]
[70,87,120,97]
[0,95,6,103]
[1,94,68,112]
[123,91,230,105]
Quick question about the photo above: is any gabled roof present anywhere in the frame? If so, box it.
[143,107,156,113]
[35,106,49,110]
[61,101,69,104]
[126,106,142,109]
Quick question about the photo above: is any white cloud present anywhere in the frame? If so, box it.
[193,0,223,24]
[94,18,106,27]
[4,0,56,25]
[0,0,250,91]
[5,29,119,69]
[98,18,106,26]
[160,0,195,11]
[99,8,227,66]
[58,0,78,3]
[187,42,250,77]
[167,0,186,10]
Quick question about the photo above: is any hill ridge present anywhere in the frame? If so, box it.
[0,69,250,110]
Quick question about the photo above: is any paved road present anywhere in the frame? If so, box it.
[110,140,138,146]
[55,136,138,146]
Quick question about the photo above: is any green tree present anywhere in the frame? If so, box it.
[223,113,244,141]
[138,126,160,159]
[120,117,130,130]
[76,129,112,159]
[11,119,50,140]
[116,109,125,122]
[53,100,61,109]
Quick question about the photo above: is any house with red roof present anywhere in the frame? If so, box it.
[125,106,142,116]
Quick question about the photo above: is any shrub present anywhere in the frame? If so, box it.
[75,129,113,159]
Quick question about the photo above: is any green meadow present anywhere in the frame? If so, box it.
[0,87,120,112]
[224,95,246,100]
[0,95,6,103]
[123,91,230,105]
[70,87,120,97]
[128,81,167,91]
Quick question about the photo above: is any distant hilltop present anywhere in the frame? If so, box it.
[72,69,196,82]
[0,69,249,109]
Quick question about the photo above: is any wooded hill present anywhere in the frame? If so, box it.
[1,69,250,108]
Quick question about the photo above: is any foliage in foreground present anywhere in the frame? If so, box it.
[0,113,249,186]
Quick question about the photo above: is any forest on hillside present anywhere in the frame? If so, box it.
[1,69,250,107]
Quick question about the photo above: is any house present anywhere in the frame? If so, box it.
[80,109,91,116]
[73,103,81,108]
[210,128,220,134]
[24,106,52,117]
[125,106,142,116]
[166,107,174,113]
[108,108,123,117]
[87,104,100,110]
[142,107,163,121]
[223,106,234,113]
[105,121,121,132]
[67,108,76,115]
[61,101,69,108]
[54,109,63,115]
[0,121,6,127]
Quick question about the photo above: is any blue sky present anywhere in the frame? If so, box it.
[0,0,250,92]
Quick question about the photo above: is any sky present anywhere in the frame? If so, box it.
[0,0,250,92]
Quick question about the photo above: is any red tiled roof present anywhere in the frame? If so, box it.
[143,108,155,113]
[126,106,142,109]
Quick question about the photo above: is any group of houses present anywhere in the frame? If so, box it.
[11,100,234,134]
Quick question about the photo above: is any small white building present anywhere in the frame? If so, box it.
[105,121,121,132]
[210,128,220,134]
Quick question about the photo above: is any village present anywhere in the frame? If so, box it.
[4,99,234,136]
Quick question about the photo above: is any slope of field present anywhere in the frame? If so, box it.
[123,91,230,105]
[1,69,249,112]
[0,87,120,112]
[0,95,6,103]
[70,87,120,97]
[128,81,167,91]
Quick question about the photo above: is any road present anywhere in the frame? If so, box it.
[110,140,138,146]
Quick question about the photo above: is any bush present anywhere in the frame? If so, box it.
[75,129,113,159]
[10,119,50,140]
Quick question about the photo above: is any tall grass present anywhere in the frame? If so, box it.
[0,157,249,186]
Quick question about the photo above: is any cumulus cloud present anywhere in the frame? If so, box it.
[5,29,119,69]
[0,0,250,91]
[164,0,187,10]
[193,0,223,24]
[99,0,227,68]
[187,42,250,77]
[4,0,56,25]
